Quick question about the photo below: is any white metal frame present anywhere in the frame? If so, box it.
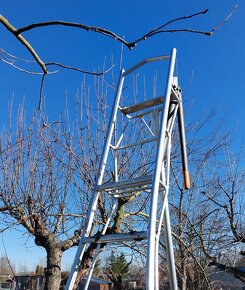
[65,48,190,290]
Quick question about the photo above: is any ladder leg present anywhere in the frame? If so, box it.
[146,48,177,290]
[178,98,190,190]
[163,202,178,290]
[162,103,178,290]
[155,189,168,290]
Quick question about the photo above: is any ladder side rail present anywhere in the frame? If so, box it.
[113,105,119,184]
[94,68,125,187]
[65,70,125,290]
[154,103,179,290]
[146,48,177,290]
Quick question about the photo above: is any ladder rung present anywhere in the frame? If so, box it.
[112,137,158,151]
[121,96,164,115]
[83,231,147,244]
[130,107,162,119]
[113,187,151,198]
[98,175,153,192]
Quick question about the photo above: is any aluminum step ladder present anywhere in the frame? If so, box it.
[65,48,190,290]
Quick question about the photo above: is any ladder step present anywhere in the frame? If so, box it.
[112,137,158,151]
[98,175,153,193]
[121,96,164,115]
[83,231,147,244]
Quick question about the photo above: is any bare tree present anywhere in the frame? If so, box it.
[0,72,159,289]
[168,119,245,289]
[198,145,245,282]
[0,78,244,290]
[0,256,13,276]
[0,89,105,289]
[0,6,241,290]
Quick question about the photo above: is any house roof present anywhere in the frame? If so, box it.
[89,276,112,285]
[237,267,245,273]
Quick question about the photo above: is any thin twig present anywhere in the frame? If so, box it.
[38,74,46,111]
[46,62,115,76]
[210,4,238,35]
[131,9,209,46]
[0,58,44,74]
[0,47,36,62]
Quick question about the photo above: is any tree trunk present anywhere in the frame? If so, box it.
[113,276,124,290]
[72,243,97,290]
[44,245,62,290]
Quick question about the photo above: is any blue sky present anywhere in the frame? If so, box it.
[0,0,244,270]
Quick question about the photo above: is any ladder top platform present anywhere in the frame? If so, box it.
[120,86,180,117]
[120,96,164,115]
[97,174,153,192]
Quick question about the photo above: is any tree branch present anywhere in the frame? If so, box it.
[0,15,48,74]
[210,4,238,34]
[60,230,82,252]
[16,20,129,48]
[0,6,237,75]
[131,9,209,47]
[45,62,115,76]
[0,57,44,74]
